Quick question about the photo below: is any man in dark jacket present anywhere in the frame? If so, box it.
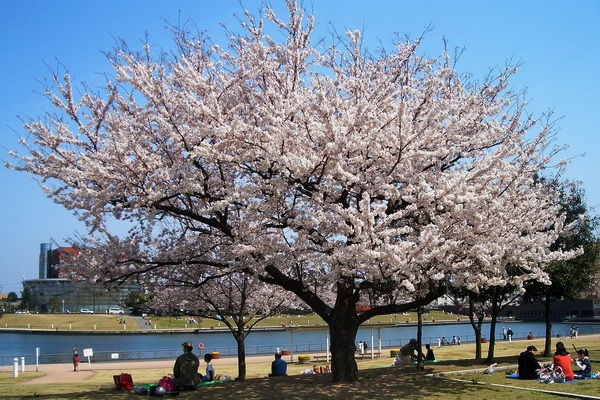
[269,352,288,377]
[518,345,540,379]
[173,341,201,389]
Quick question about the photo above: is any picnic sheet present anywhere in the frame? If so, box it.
[505,372,598,381]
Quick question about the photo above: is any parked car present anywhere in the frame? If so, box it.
[80,308,94,314]
[108,308,124,315]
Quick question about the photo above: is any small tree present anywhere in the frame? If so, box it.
[450,288,487,360]
[150,272,294,380]
[484,284,520,363]
[19,286,34,312]
[524,180,600,356]
[124,291,153,314]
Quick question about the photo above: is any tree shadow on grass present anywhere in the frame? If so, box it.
[3,357,555,400]
[3,368,496,400]
[1,366,521,400]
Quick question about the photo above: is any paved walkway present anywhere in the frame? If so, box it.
[0,354,276,385]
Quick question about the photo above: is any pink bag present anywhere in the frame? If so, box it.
[158,375,175,391]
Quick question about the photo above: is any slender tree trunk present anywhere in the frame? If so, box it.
[467,298,484,360]
[235,331,247,380]
[486,298,499,363]
[543,299,553,357]
[416,308,424,370]
[485,316,497,363]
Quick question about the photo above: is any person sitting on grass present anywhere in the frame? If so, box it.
[553,341,575,381]
[574,348,592,379]
[517,345,540,380]
[173,341,201,390]
[201,353,215,383]
[425,344,435,361]
[268,352,288,377]
[393,339,418,366]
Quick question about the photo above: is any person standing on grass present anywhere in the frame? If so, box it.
[517,345,540,379]
[72,349,80,372]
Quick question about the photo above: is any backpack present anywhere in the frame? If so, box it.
[113,373,134,390]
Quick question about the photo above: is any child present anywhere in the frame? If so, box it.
[425,344,436,361]
[201,353,215,382]
[72,351,80,372]
[574,348,592,379]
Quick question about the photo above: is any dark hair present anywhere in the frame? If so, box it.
[204,353,213,362]
[555,341,569,356]
[526,345,537,352]
[577,348,589,357]
[275,352,282,359]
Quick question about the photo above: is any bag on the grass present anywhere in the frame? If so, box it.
[538,368,553,383]
[158,375,175,391]
[552,366,566,383]
[113,373,134,390]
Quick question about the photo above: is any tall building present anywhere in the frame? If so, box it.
[38,243,52,279]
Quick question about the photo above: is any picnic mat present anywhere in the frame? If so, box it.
[505,373,598,381]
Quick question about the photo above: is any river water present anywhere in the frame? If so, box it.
[1,320,598,366]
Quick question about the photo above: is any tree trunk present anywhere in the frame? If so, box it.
[485,315,497,363]
[485,298,499,363]
[543,299,553,357]
[235,331,247,380]
[468,313,484,360]
[328,284,360,382]
[467,297,484,360]
[416,308,425,371]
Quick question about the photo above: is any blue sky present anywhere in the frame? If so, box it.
[1,1,598,294]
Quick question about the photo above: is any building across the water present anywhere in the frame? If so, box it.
[22,243,140,313]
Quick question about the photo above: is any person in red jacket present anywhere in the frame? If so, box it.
[552,341,575,381]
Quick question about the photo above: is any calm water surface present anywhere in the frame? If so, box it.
[1,320,597,366]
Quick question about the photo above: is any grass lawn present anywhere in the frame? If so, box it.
[0,334,598,399]
[0,313,137,331]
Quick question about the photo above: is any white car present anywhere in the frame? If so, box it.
[108,308,124,315]
[80,308,94,314]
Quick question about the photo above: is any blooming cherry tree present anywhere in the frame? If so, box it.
[9,0,577,382]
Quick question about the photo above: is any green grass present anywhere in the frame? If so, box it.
[0,313,137,331]
[0,333,598,399]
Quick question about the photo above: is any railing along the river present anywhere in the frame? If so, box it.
[3,325,600,366]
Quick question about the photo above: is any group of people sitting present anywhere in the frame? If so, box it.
[517,342,592,381]
[171,341,216,390]
[172,338,591,388]
[172,341,289,390]
[392,338,436,366]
